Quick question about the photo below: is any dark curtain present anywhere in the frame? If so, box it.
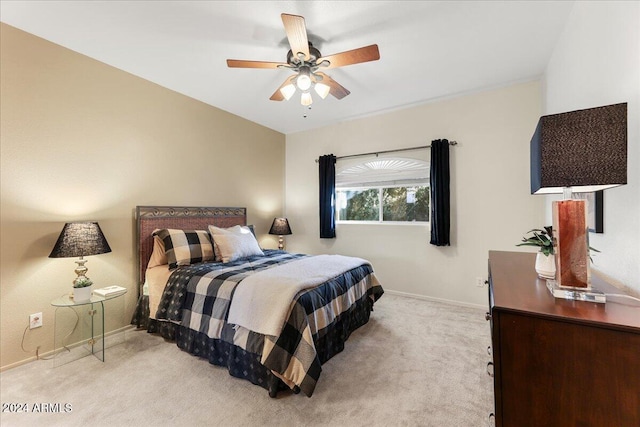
[319,154,337,238]
[430,139,450,246]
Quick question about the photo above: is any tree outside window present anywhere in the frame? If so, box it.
[383,186,429,221]
[338,189,379,221]
[337,185,429,223]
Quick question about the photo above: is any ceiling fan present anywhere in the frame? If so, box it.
[226,13,380,106]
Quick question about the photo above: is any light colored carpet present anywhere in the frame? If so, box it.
[1,294,494,426]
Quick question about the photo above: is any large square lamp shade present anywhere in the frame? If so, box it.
[49,222,111,286]
[531,103,627,195]
[530,103,627,301]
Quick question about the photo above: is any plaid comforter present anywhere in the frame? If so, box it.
[155,250,383,397]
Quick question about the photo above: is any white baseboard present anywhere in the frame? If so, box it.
[0,325,135,372]
[384,289,487,310]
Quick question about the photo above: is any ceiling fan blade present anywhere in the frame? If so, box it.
[226,59,286,69]
[281,13,310,60]
[318,44,380,69]
[270,75,296,101]
[315,72,350,100]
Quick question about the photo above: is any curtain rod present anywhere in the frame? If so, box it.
[314,140,457,163]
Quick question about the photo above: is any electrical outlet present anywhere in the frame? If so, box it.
[29,312,43,329]
[475,277,485,288]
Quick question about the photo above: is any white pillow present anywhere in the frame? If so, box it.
[208,225,251,261]
[213,232,264,263]
[208,225,244,235]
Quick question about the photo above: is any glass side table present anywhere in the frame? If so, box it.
[51,290,127,367]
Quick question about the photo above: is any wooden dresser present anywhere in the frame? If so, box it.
[487,251,640,427]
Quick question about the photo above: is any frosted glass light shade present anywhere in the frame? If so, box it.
[314,83,330,99]
[280,84,296,101]
[301,92,313,106]
[296,67,312,91]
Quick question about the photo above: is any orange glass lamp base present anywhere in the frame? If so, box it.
[552,199,590,289]
[547,198,604,303]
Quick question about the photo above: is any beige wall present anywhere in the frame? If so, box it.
[285,81,544,307]
[543,1,640,294]
[0,24,285,369]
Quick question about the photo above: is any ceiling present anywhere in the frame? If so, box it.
[0,1,575,135]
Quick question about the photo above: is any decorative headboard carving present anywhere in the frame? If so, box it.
[135,206,247,290]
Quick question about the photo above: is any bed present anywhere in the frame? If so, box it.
[132,206,384,397]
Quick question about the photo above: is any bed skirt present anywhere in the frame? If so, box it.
[137,290,379,397]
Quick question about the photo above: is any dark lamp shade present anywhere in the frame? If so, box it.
[49,222,112,258]
[530,103,627,194]
[268,218,292,236]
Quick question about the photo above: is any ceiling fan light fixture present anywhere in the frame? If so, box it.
[314,82,330,99]
[301,92,313,106]
[227,14,380,106]
[280,83,296,101]
[296,67,312,91]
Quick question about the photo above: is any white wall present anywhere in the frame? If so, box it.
[285,81,544,307]
[543,1,640,294]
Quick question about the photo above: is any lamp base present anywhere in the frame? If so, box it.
[546,279,606,304]
[552,199,591,288]
[74,256,90,286]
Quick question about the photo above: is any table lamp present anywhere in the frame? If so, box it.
[268,218,292,250]
[49,221,112,286]
[530,103,627,303]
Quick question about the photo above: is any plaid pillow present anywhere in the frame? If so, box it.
[153,229,214,270]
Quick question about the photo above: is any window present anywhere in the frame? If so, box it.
[337,185,429,222]
[335,155,430,223]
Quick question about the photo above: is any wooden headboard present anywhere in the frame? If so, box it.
[136,206,247,287]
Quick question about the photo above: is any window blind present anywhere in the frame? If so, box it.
[335,151,429,188]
